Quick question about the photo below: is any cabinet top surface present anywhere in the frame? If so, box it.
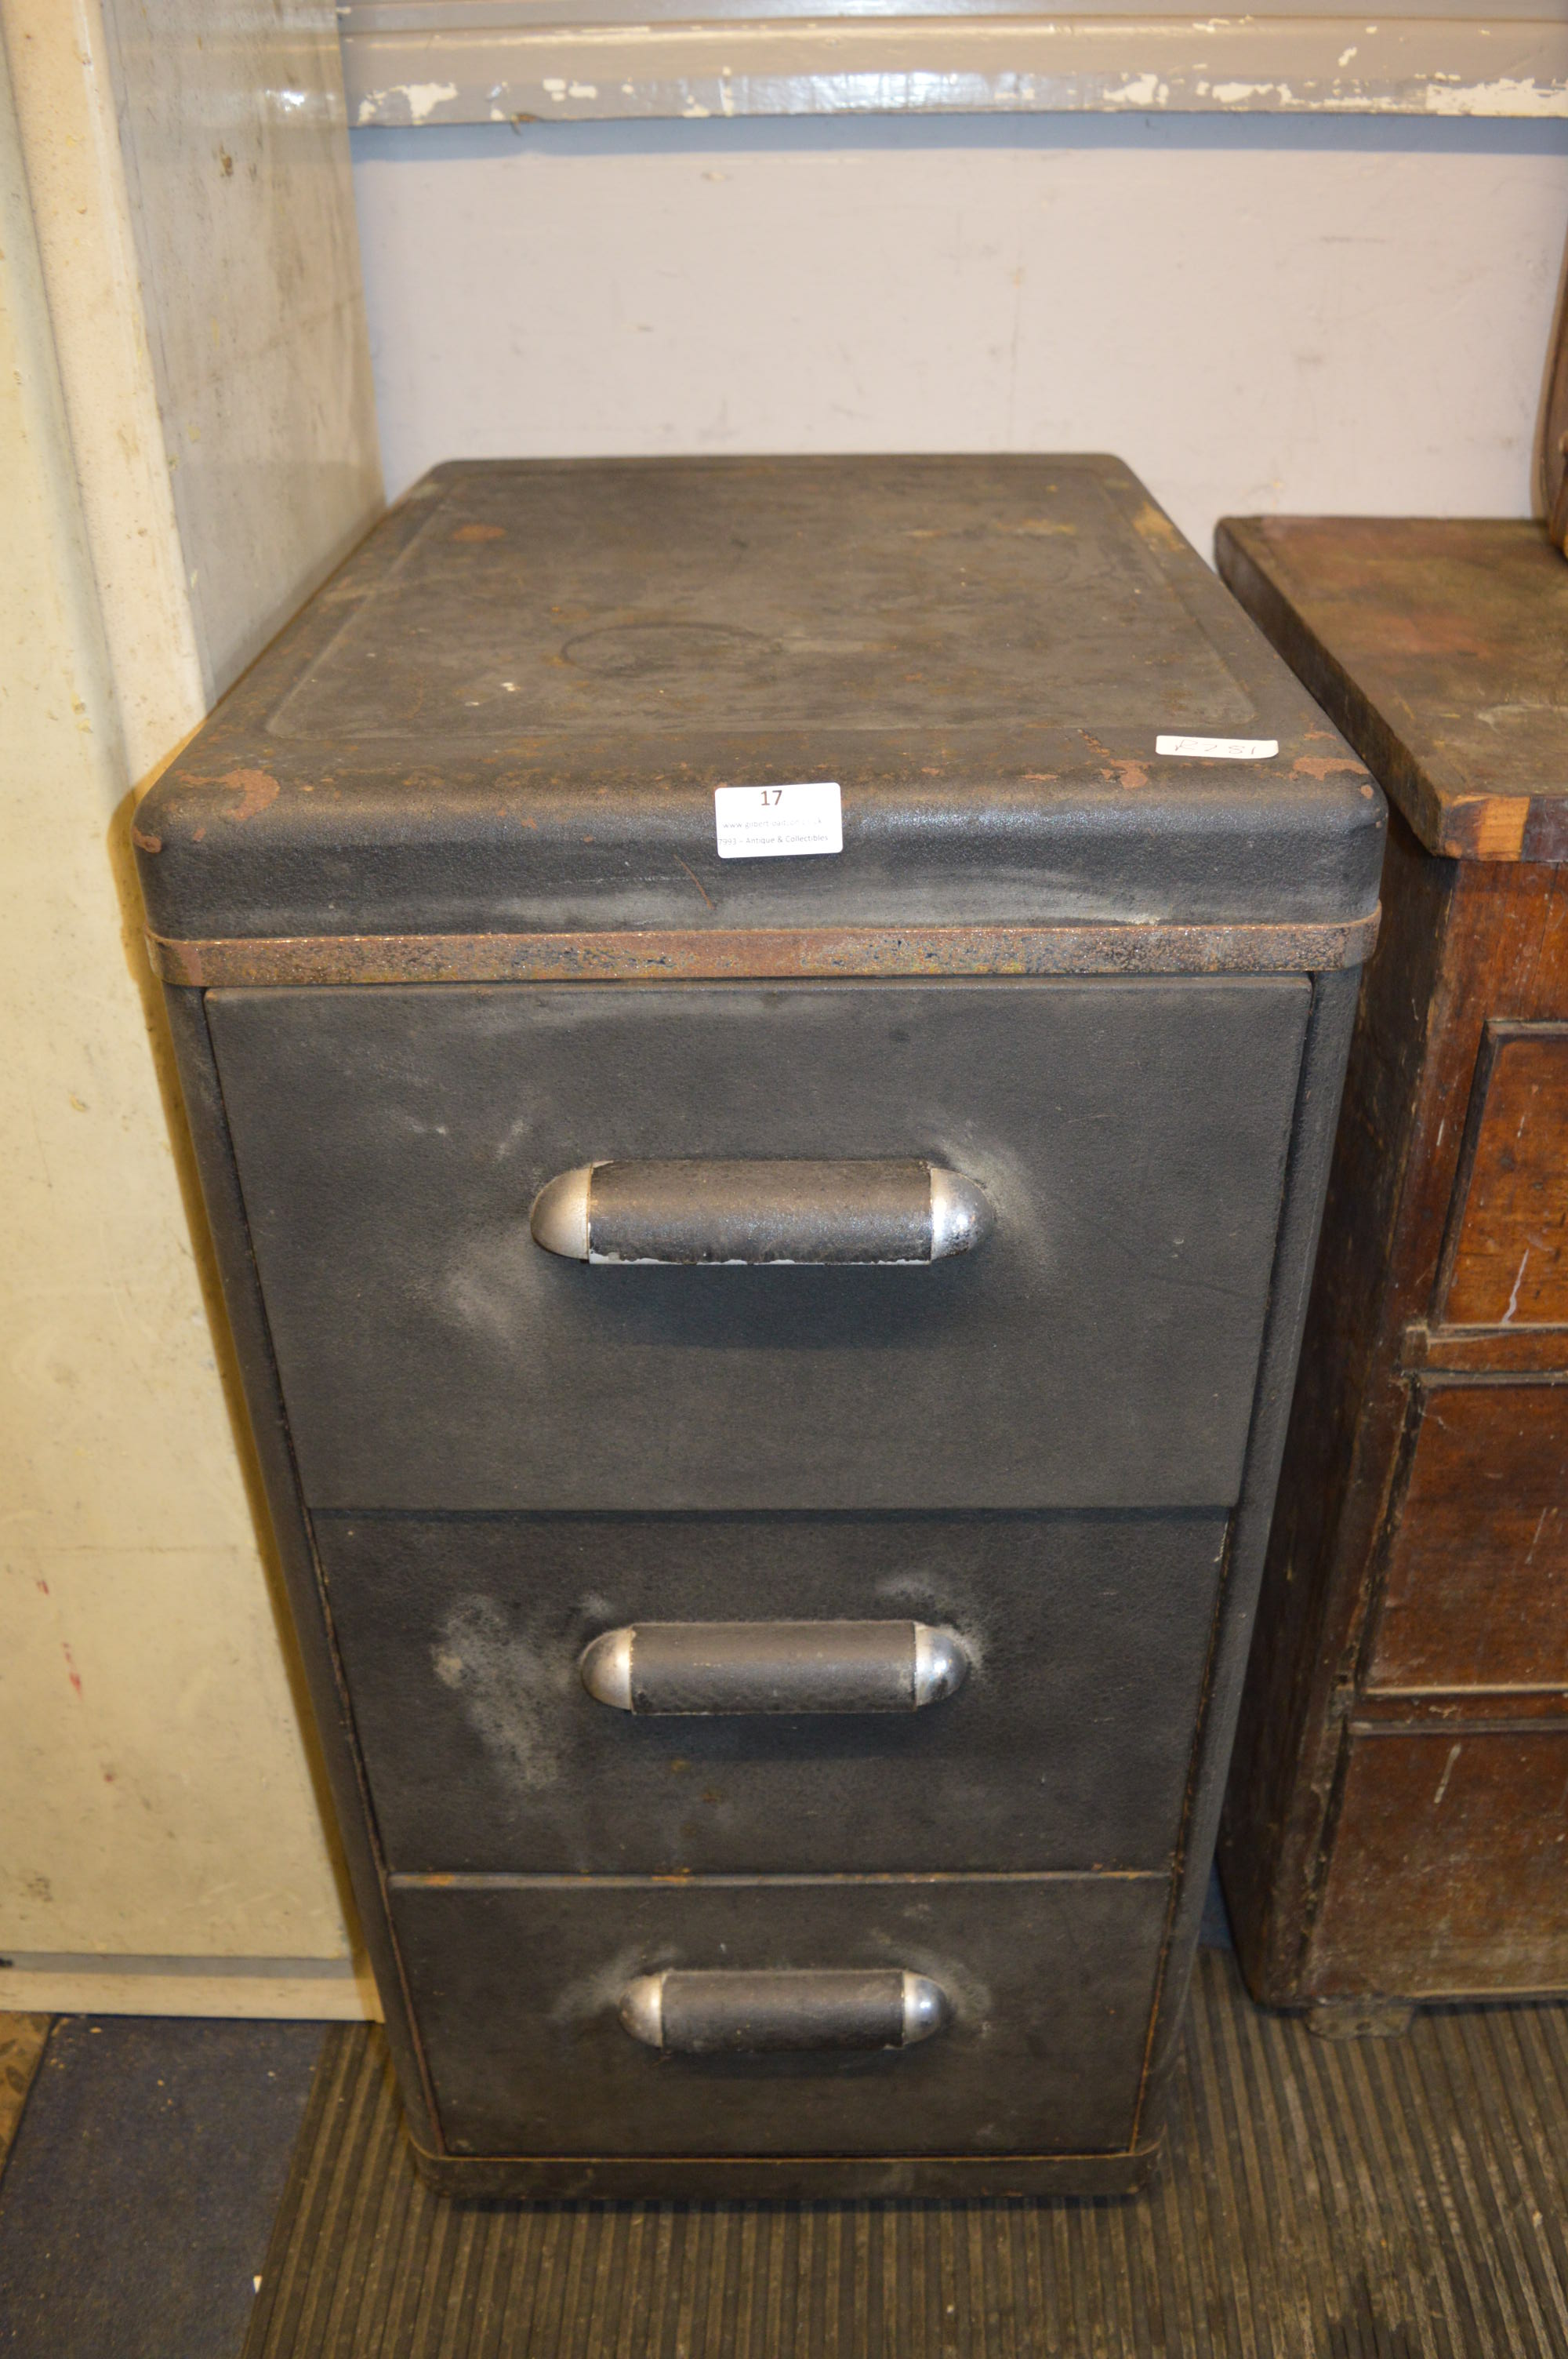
[135,457,1381,951]
[1218,514,1568,864]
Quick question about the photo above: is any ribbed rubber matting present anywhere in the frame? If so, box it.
[245,1950,1568,2358]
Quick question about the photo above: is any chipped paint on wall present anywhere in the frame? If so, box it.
[339,11,1568,122]
[1421,75,1568,118]
[356,78,459,125]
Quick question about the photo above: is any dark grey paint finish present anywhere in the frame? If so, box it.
[637,1969,929,2054]
[1140,965,1361,2095]
[241,1949,1568,2335]
[605,1618,953,1713]
[387,1874,1167,2157]
[136,458,1377,2194]
[157,955,1363,2190]
[573,1158,947,1264]
[158,988,437,2141]
[133,460,1382,944]
[314,1509,1227,1876]
[209,979,1308,1510]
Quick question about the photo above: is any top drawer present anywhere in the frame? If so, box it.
[208,978,1306,1510]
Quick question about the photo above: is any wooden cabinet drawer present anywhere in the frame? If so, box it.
[209,977,1306,1511]
[1367,1384,1568,1692]
[1441,1024,1568,1329]
[316,1508,1226,1875]
[1308,1728,1568,1996]
[389,1873,1166,2158]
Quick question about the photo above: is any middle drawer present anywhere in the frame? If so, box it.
[315,1509,1225,1876]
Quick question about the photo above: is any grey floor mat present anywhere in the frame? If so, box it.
[0,2016,324,2359]
[244,1948,1568,2357]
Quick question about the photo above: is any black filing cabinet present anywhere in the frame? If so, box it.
[136,457,1383,2197]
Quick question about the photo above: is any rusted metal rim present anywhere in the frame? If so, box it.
[149,911,1380,988]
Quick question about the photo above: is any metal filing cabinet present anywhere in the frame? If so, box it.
[134,457,1383,2197]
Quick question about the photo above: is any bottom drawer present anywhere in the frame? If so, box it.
[390,1873,1167,2157]
[1308,1727,1568,1997]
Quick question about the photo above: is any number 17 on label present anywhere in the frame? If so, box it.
[714,781,844,860]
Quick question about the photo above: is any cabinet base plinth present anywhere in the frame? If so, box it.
[406,2139,1164,2204]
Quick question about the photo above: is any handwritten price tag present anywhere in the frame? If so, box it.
[1155,735,1279,761]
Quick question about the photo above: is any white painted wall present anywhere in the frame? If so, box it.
[351,115,1568,552]
[1,1,381,2017]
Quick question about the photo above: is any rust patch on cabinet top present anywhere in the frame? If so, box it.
[1291,756,1366,783]
[219,768,281,823]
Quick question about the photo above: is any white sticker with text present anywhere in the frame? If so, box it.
[715,781,843,859]
[1156,734,1279,761]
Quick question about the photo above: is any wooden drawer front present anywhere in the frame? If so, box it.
[208,979,1306,1511]
[1367,1385,1568,1692]
[1308,1729,1568,1997]
[1443,1025,1568,1329]
[390,1874,1165,2157]
[316,1510,1225,1876]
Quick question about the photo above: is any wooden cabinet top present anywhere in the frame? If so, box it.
[1218,517,1568,864]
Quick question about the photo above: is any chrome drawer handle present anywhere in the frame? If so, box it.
[579,1619,969,1714]
[619,1968,951,2053]
[530,1158,992,1265]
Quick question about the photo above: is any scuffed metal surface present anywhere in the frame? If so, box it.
[339,9,1568,122]
[131,459,1386,944]
[148,909,1380,985]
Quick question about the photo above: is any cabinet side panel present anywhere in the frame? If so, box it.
[1219,816,1452,1998]
[159,985,437,2142]
[1141,961,1359,2107]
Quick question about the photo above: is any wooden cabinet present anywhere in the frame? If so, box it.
[1217,515,1568,2012]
